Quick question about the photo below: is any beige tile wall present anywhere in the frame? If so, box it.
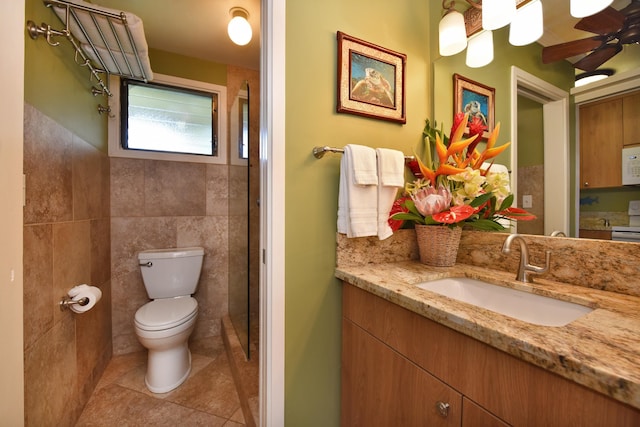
[110,158,230,355]
[23,103,112,426]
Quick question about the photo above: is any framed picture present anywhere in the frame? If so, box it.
[453,73,495,139]
[337,31,406,124]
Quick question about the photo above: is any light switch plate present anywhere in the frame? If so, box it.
[522,195,533,209]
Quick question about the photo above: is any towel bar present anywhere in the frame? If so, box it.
[313,146,414,160]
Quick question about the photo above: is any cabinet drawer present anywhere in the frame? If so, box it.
[342,318,462,427]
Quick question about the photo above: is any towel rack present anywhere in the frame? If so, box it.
[313,146,414,160]
[26,0,152,111]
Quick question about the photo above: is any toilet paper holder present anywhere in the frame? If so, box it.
[59,295,90,311]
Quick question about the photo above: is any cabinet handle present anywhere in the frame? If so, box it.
[584,181,589,187]
[435,401,450,418]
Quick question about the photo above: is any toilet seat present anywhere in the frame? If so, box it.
[135,296,198,332]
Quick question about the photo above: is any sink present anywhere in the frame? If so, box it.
[416,277,593,327]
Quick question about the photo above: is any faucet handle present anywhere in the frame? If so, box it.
[525,250,551,278]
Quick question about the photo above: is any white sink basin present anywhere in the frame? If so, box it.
[416,277,593,327]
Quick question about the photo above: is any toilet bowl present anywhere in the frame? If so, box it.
[133,247,204,393]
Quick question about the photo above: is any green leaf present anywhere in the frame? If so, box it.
[469,192,493,208]
[498,194,514,211]
[391,212,425,224]
[465,219,506,231]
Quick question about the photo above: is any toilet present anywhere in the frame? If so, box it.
[134,247,204,393]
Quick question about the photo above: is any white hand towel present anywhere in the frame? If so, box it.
[376,148,405,240]
[337,145,378,238]
[347,144,378,185]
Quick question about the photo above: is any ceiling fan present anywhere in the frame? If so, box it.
[542,0,640,71]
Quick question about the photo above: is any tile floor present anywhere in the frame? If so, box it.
[75,335,246,426]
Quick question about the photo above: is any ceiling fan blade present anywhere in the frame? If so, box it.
[541,37,603,63]
[573,44,622,71]
[574,7,626,35]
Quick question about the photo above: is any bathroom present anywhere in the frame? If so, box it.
[3,0,640,426]
[18,0,260,425]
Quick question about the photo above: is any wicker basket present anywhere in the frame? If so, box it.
[414,225,462,266]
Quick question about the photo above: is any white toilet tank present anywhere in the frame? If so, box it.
[138,247,205,299]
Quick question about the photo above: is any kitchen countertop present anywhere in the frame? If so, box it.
[336,261,640,410]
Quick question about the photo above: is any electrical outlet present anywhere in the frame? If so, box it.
[522,195,533,209]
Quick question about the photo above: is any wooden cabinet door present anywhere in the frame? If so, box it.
[580,98,623,188]
[341,318,462,427]
[579,229,612,240]
[623,91,640,146]
[462,398,509,427]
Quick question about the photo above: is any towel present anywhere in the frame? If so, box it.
[51,0,153,80]
[376,148,405,240]
[337,145,378,238]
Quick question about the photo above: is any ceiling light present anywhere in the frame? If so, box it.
[439,5,468,56]
[466,30,494,68]
[482,0,516,31]
[574,69,615,87]
[509,0,543,46]
[227,7,252,46]
[570,0,613,18]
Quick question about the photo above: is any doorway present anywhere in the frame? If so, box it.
[510,67,570,236]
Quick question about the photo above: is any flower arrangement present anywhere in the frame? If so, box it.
[390,113,535,231]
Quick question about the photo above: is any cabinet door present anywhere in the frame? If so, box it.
[341,319,462,427]
[623,91,640,146]
[462,398,509,427]
[580,98,623,188]
[579,229,612,240]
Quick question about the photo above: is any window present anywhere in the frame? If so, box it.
[108,73,227,164]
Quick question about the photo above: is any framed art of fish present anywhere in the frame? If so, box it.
[337,31,406,124]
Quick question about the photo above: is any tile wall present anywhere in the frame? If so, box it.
[23,103,112,426]
[110,158,230,354]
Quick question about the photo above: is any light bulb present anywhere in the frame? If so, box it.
[482,0,516,31]
[466,30,494,68]
[228,8,252,46]
[509,0,543,46]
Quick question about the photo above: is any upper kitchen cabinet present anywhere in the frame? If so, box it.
[623,91,640,146]
[580,97,623,189]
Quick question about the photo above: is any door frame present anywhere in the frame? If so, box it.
[510,66,570,236]
[259,0,286,425]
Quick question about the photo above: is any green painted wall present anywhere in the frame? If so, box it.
[148,48,227,85]
[517,95,543,167]
[284,0,431,424]
[25,0,107,150]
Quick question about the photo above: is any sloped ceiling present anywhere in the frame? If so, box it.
[93,0,637,74]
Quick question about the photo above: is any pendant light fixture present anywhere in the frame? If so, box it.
[482,0,516,30]
[570,0,613,18]
[509,0,543,46]
[227,7,252,46]
[466,30,494,68]
[439,1,468,56]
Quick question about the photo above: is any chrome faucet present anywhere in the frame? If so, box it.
[550,230,566,237]
[501,234,551,283]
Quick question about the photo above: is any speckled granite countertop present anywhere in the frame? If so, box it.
[336,261,640,410]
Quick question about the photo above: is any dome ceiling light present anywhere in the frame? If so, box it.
[227,7,252,46]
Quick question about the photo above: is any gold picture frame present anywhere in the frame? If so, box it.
[453,73,495,139]
[337,31,406,124]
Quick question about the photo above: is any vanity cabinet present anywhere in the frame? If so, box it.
[341,282,640,426]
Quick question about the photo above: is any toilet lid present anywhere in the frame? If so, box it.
[135,297,198,331]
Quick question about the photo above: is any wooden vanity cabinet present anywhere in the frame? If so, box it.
[341,282,640,426]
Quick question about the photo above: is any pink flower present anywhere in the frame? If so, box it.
[411,185,452,217]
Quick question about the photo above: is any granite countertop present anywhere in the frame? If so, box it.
[336,261,640,410]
